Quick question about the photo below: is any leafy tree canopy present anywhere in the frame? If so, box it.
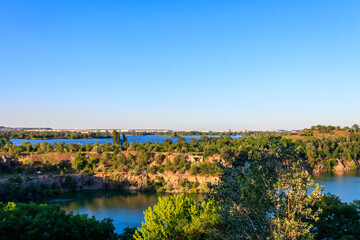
[134,193,220,240]
[0,202,119,240]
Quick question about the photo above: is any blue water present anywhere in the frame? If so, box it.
[313,170,360,203]
[45,191,204,234]
[45,172,360,234]
[42,170,360,234]
[10,135,242,146]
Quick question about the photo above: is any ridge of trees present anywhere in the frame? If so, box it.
[2,130,360,173]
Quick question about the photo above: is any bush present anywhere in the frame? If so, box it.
[190,164,199,175]
[0,181,62,203]
[85,177,94,186]
[134,194,220,240]
[0,202,119,240]
[72,154,88,171]
[8,176,22,184]
[137,150,149,167]
[155,154,166,165]
[190,162,223,176]
[178,179,198,189]
[119,227,136,240]
[158,165,165,173]
[156,187,165,193]
[62,175,77,191]
[188,188,197,194]
[147,165,158,174]
[311,194,360,239]
[133,166,142,176]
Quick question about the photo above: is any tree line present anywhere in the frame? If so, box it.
[0,131,110,140]
[2,132,360,173]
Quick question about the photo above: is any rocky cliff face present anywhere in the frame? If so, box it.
[9,151,221,193]
[312,159,359,174]
[9,152,360,194]
[10,171,218,194]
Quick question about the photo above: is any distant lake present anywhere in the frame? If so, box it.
[10,135,242,146]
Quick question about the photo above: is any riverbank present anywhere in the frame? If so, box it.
[43,189,205,233]
[15,151,360,175]
[1,149,359,202]
[0,150,222,203]
[312,158,359,174]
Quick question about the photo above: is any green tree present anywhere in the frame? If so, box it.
[122,134,127,144]
[71,153,87,171]
[134,194,220,240]
[119,227,136,240]
[352,124,359,132]
[0,202,119,240]
[271,166,322,239]
[137,150,149,167]
[209,145,322,240]
[113,130,120,145]
[312,194,360,239]
[117,133,121,145]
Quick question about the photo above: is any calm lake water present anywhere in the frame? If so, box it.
[11,135,242,146]
[45,191,204,233]
[313,170,360,203]
[43,171,360,234]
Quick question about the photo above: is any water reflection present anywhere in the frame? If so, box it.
[45,190,204,233]
[313,170,360,203]
[43,171,360,233]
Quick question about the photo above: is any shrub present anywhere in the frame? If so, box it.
[72,154,88,171]
[0,202,119,240]
[156,187,165,193]
[155,154,166,165]
[188,188,197,194]
[134,194,220,240]
[147,165,158,174]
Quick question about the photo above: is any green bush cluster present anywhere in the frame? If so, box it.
[190,162,223,176]
[0,181,62,202]
[2,128,360,174]
[141,177,166,192]
[0,202,119,240]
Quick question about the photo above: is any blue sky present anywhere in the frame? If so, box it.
[1,0,359,130]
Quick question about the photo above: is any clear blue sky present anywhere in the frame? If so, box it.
[1,0,359,130]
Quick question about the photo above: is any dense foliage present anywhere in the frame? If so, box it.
[134,138,360,239]
[2,127,360,175]
[0,202,119,240]
[0,180,63,202]
[312,194,360,239]
[134,194,220,240]
[155,131,238,137]
[209,144,322,239]
[0,131,110,140]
